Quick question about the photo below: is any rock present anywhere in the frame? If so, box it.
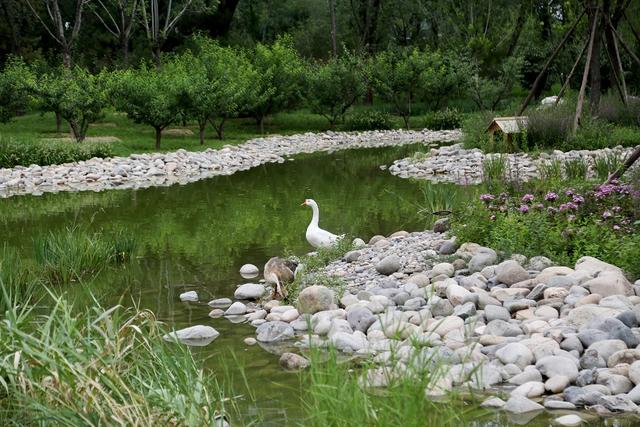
[597,394,638,412]
[528,256,554,271]
[347,306,376,333]
[433,217,450,233]
[279,352,310,370]
[446,284,471,305]
[496,343,534,369]
[344,250,362,263]
[240,264,259,275]
[330,331,368,353]
[244,337,257,345]
[544,400,576,410]
[163,325,220,345]
[224,301,247,315]
[439,240,457,255]
[584,272,633,297]
[496,260,529,285]
[480,397,505,408]
[453,302,476,319]
[566,305,623,329]
[352,237,366,247]
[512,381,545,398]
[427,316,464,337]
[577,329,609,347]
[608,349,640,368]
[554,415,583,426]
[484,319,522,337]
[536,356,579,382]
[588,339,627,362]
[208,298,232,308]
[234,283,267,300]
[179,291,198,302]
[256,321,294,343]
[629,361,640,385]
[298,285,335,314]
[509,369,542,385]
[468,249,498,273]
[375,255,402,275]
[432,262,454,278]
[208,309,224,318]
[545,375,570,393]
[580,349,607,369]
[484,305,511,322]
[503,395,544,413]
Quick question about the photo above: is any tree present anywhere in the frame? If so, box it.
[34,67,67,133]
[0,57,35,123]
[170,41,254,143]
[25,0,90,68]
[109,65,182,149]
[471,55,524,111]
[57,67,110,142]
[91,0,140,66]
[371,48,442,128]
[246,36,305,133]
[139,0,210,67]
[305,52,366,126]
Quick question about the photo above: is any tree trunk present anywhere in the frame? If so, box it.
[199,121,206,145]
[121,36,130,67]
[62,48,72,69]
[606,145,640,183]
[155,127,162,149]
[55,112,62,133]
[257,116,264,134]
[588,9,602,114]
[214,118,227,140]
[574,7,600,135]
[153,44,162,68]
[329,0,337,58]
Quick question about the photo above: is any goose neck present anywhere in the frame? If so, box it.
[310,203,320,227]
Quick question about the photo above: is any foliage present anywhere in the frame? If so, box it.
[305,52,367,126]
[598,93,640,127]
[0,296,225,425]
[525,104,574,149]
[470,56,523,111]
[564,158,588,180]
[55,67,110,142]
[245,35,306,132]
[461,111,493,150]
[172,37,256,142]
[594,153,626,181]
[344,110,393,131]
[424,108,462,130]
[33,226,137,285]
[109,64,183,148]
[0,57,34,123]
[0,136,113,168]
[482,155,507,183]
[452,181,640,279]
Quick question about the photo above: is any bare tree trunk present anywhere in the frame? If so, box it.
[121,36,130,67]
[588,9,602,114]
[55,112,62,133]
[606,145,640,183]
[574,7,600,135]
[257,116,264,134]
[214,118,226,139]
[516,9,586,116]
[153,45,162,68]
[329,0,337,58]
[198,121,206,145]
[155,127,162,149]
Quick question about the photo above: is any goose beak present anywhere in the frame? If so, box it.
[300,202,306,207]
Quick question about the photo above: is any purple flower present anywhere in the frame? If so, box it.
[565,188,575,197]
[602,210,612,219]
[572,195,584,205]
[480,194,495,202]
[559,202,578,212]
[613,225,621,231]
[544,192,558,201]
[612,206,622,213]
[519,204,529,213]
[522,194,534,203]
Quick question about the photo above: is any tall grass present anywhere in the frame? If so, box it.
[0,294,226,426]
[526,104,574,149]
[482,155,507,182]
[418,181,466,217]
[538,159,562,181]
[301,349,479,427]
[0,246,39,314]
[594,153,625,181]
[598,93,640,127]
[564,158,588,180]
[33,226,137,285]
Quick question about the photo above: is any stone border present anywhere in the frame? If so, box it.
[0,129,461,198]
[389,143,639,184]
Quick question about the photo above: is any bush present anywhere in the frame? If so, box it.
[0,136,113,168]
[344,111,393,131]
[424,108,462,130]
[598,93,640,126]
[526,105,573,150]
[461,111,493,150]
[452,181,640,279]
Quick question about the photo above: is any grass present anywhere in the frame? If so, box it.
[300,348,481,427]
[482,155,507,183]
[594,152,625,181]
[0,293,228,426]
[564,158,588,180]
[33,226,137,285]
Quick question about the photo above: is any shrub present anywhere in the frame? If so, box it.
[526,105,573,149]
[461,111,493,150]
[344,111,393,131]
[538,159,563,181]
[424,108,462,130]
[0,136,113,168]
[598,93,640,127]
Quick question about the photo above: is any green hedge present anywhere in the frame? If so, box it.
[0,137,113,168]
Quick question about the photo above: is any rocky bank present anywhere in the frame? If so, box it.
[0,129,460,198]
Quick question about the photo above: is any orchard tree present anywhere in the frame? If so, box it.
[421,53,472,110]
[305,52,367,126]
[34,68,66,133]
[109,65,182,149]
[246,36,305,133]
[57,67,110,142]
[370,49,429,129]
[172,39,255,143]
[0,57,35,123]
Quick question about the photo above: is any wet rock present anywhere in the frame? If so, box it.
[163,325,220,345]
[179,291,198,302]
[234,283,267,300]
[225,301,247,315]
[597,394,638,412]
[298,285,335,314]
[279,352,310,370]
[240,264,259,275]
[503,395,544,413]
[208,298,232,308]
[554,415,583,426]
[256,321,294,343]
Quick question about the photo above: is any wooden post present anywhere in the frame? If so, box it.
[573,7,600,136]
[610,21,640,68]
[516,8,586,116]
[622,9,640,47]
[604,31,627,105]
[555,38,589,106]
[605,16,628,103]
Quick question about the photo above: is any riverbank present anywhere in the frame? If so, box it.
[198,228,640,423]
[388,143,639,184]
[0,129,460,198]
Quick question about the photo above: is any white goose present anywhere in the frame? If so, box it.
[301,199,341,248]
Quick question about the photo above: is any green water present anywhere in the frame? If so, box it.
[1,145,637,426]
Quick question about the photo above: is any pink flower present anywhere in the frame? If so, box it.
[602,210,612,219]
[613,225,621,231]
[480,194,495,202]
[572,195,584,205]
[544,192,558,201]
[521,194,534,203]
[519,204,529,213]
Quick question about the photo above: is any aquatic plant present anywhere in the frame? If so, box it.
[33,226,137,285]
[0,295,226,426]
[482,154,507,183]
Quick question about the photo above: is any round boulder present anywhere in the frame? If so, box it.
[297,285,335,314]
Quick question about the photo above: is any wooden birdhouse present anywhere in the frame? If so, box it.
[487,116,529,150]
